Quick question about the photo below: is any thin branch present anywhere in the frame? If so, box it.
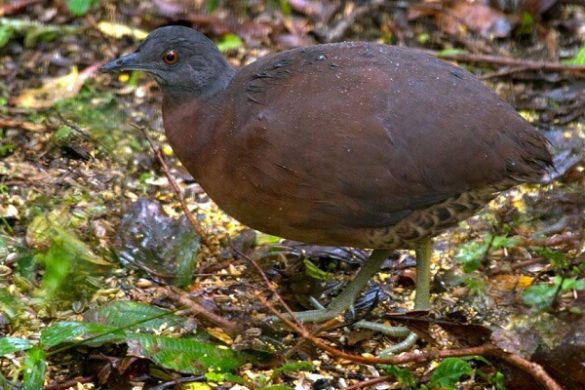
[134,124,211,248]
[324,0,384,42]
[160,286,240,334]
[343,375,392,390]
[0,0,45,16]
[420,49,585,76]
[43,375,95,390]
[0,117,46,132]
[230,244,307,332]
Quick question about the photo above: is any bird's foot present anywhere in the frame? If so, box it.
[353,320,418,354]
[266,309,418,354]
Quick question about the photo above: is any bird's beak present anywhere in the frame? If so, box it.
[100,52,144,73]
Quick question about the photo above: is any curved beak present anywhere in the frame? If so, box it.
[100,52,143,73]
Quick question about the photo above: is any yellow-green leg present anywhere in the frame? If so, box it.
[271,249,392,323]
[354,237,433,354]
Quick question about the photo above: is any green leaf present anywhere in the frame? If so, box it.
[303,258,331,280]
[66,0,97,16]
[522,283,557,310]
[0,25,14,48]
[206,0,219,13]
[491,235,519,249]
[256,232,282,246]
[205,371,244,384]
[429,358,472,389]
[38,240,76,302]
[86,301,184,331]
[131,334,243,374]
[437,49,468,57]
[278,0,292,16]
[216,34,243,53]
[565,46,585,65]
[172,223,200,288]
[516,12,535,35]
[0,287,24,323]
[558,276,585,291]
[270,361,312,380]
[490,371,506,390]
[22,347,45,390]
[455,240,489,273]
[0,337,33,356]
[380,365,416,388]
[535,248,567,269]
[40,321,126,348]
[522,277,585,310]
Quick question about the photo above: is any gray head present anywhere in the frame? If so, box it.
[101,26,235,98]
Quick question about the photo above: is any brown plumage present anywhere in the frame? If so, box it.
[101,25,551,326]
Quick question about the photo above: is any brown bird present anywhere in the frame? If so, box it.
[101,26,551,336]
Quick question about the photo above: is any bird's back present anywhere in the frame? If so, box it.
[181,42,551,248]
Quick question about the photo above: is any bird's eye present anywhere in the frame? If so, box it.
[162,50,179,64]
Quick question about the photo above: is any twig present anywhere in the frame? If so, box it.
[0,0,45,16]
[43,375,95,390]
[160,286,240,334]
[324,0,383,42]
[135,124,211,248]
[230,244,306,331]
[0,117,46,132]
[522,231,578,247]
[343,375,392,390]
[420,49,585,76]
[480,66,531,80]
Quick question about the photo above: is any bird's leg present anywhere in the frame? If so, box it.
[355,237,433,354]
[414,237,432,311]
[268,238,434,352]
[269,249,392,323]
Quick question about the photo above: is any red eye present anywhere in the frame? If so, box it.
[162,50,178,64]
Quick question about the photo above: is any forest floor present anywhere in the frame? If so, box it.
[1,0,585,389]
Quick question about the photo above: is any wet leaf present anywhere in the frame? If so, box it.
[117,199,200,287]
[85,301,184,331]
[40,321,126,348]
[128,334,243,374]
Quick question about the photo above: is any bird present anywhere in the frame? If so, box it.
[101,25,551,337]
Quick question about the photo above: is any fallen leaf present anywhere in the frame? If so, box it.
[11,64,100,109]
[97,21,148,40]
